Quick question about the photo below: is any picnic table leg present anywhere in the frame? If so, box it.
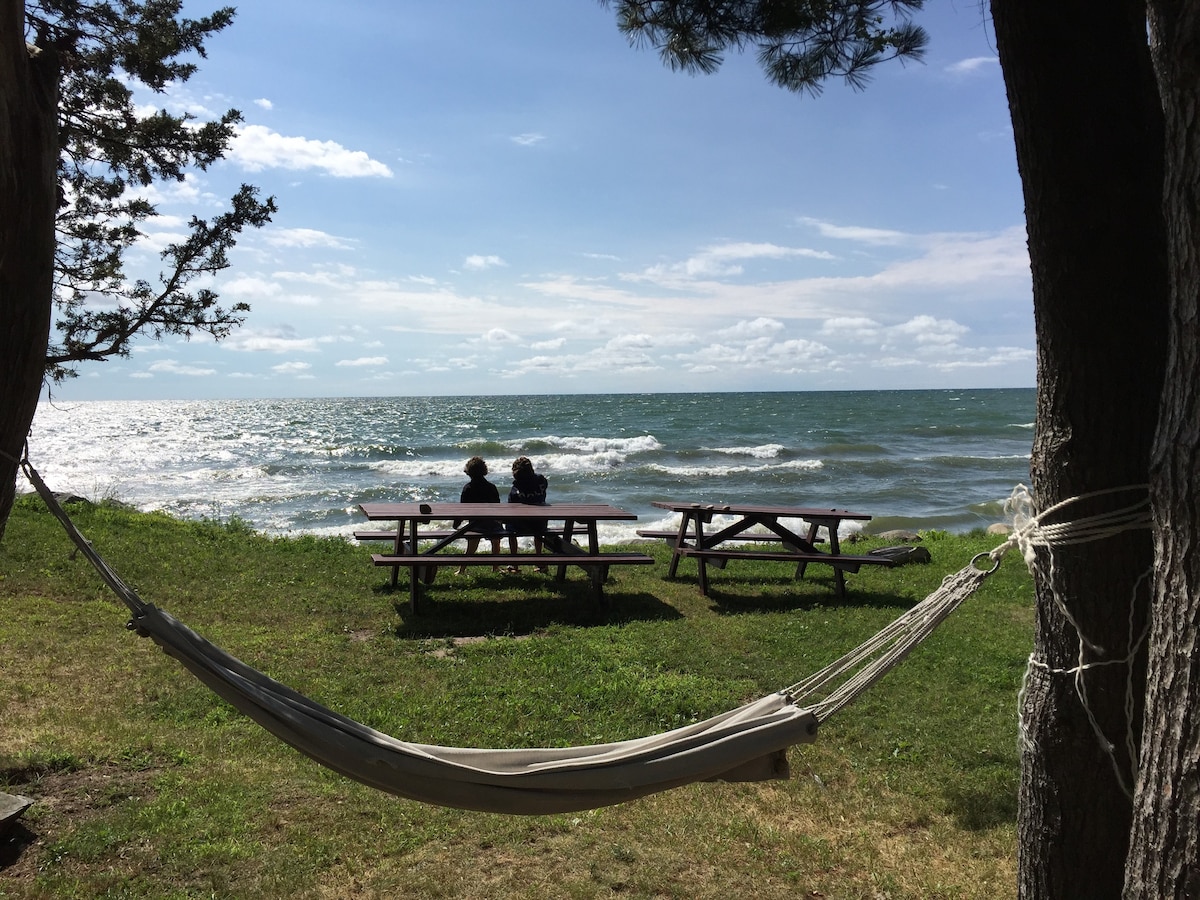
[794,521,821,581]
[666,513,689,578]
[694,517,710,596]
[551,520,579,582]
[389,518,408,588]
[826,525,848,598]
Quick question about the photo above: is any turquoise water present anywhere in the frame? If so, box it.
[25,389,1033,541]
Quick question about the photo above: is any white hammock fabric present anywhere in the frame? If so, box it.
[19,457,995,815]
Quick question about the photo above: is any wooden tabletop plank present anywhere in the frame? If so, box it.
[650,501,872,520]
[359,502,638,520]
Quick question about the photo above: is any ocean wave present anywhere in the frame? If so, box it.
[535,450,632,473]
[368,458,467,479]
[645,458,823,478]
[707,443,786,459]
[518,434,663,455]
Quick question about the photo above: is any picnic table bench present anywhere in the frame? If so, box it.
[353,524,573,543]
[645,501,896,598]
[357,502,653,612]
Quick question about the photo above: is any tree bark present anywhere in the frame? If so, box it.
[0,0,58,540]
[990,0,1168,897]
[1127,1,1200,896]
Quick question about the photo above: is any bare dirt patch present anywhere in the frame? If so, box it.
[0,765,159,883]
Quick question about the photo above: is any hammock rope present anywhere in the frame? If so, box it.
[1000,483,1154,800]
[15,454,1004,815]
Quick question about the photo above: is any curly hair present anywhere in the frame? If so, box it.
[511,456,535,476]
[464,456,488,478]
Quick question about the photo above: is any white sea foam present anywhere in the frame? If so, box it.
[369,458,463,479]
[646,458,823,478]
[528,434,663,455]
[708,443,786,458]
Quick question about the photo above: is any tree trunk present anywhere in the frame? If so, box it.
[990,0,1168,897]
[1127,1,1200,896]
[0,0,58,540]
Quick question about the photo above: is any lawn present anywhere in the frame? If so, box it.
[0,495,1032,899]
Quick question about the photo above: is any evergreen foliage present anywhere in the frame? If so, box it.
[603,0,927,94]
[24,0,275,381]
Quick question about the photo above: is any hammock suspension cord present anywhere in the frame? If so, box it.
[1001,483,1154,800]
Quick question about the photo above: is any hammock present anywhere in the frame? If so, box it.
[17,457,1001,816]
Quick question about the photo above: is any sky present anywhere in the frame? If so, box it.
[49,0,1032,401]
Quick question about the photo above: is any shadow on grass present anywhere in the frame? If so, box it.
[0,822,35,872]
[375,571,680,639]
[681,574,916,615]
[945,783,1019,831]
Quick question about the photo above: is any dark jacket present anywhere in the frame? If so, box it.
[507,471,548,535]
[455,477,501,532]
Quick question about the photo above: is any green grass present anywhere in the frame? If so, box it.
[0,495,1032,899]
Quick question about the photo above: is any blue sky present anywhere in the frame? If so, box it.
[51,0,1032,401]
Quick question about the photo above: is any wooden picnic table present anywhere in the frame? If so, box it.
[357,502,653,612]
[643,501,895,598]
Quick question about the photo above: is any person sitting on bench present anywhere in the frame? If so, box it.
[455,456,504,575]
[505,456,549,573]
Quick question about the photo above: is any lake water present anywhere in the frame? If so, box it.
[23,389,1034,544]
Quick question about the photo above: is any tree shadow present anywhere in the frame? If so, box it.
[0,821,34,872]
[944,782,1019,831]
[376,572,680,639]
[680,573,916,615]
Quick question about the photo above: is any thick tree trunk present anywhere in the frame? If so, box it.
[0,0,58,540]
[1127,1,1200,896]
[990,1,1168,897]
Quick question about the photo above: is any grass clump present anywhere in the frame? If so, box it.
[0,496,1031,898]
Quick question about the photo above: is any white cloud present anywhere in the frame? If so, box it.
[147,359,217,377]
[134,227,190,253]
[272,264,358,286]
[821,316,884,343]
[222,276,282,299]
[947,56,999,76]
[636,241,835,282]
[511,132,546,146]
[125,174,208,208]
[229,125,393,177]
[224,327,319,353]
[336,356,388,367]
[482,328,519,344]
[679,336,835,374]
[505,345,662,378]
[799,217,911,245]
[272,361,312,375]
[464,254,508,270]
[890,315,971,346]
[264,227,353,250]
[254,98,273,110]
[717,318,785,339]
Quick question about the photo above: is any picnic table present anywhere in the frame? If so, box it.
[357,502,653,611]
[640,501,896,598]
